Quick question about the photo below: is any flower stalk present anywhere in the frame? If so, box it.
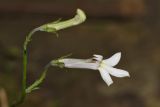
[10,8,86,107]
[10,28,39,107]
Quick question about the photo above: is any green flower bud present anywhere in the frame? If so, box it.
[40,9,86,33]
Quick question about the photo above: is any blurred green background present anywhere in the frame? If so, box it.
[0,0,160,107]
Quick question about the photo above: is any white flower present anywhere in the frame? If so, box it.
[51,52,130,86]
[96,52,130,86]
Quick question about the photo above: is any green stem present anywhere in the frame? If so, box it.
[25,64,50,94]
[10,28,39,107]
[22,28,39,99]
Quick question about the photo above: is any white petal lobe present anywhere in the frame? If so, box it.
[98,68,113,86]
[104,66,130,77]
[103,52,121,67]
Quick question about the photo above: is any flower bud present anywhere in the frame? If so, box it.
[39,9,86,33]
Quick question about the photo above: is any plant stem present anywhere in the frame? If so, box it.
[10,28,39,107]
[25,63,50,94]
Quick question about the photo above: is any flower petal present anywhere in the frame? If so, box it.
[103,52,121,67]
[98,68,113,86]
[104,66,130,77]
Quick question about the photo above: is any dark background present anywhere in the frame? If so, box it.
[0,0,160,107]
